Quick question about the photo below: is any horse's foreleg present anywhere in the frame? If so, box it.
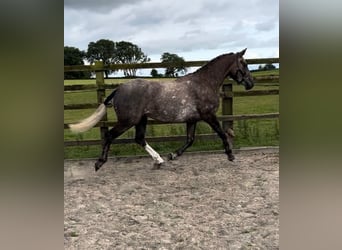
[204,116,235,161]
[95,123,130,171]
[135,117,164,167]
[169,122,197,160]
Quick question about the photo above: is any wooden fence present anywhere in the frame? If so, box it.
[64,58,279,147]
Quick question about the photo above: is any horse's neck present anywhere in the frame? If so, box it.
[195,56,232,90]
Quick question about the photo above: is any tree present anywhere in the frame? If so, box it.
[264,63,276,70]
[150,68,163,78]
[86,39,116,78]
[114,41,150,77]
[64,46,90,79]
[160,52,187,77]
[258,63,276,71]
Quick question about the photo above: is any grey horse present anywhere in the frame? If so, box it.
[69,48,254,171]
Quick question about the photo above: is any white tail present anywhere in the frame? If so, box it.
[69,104,107,133]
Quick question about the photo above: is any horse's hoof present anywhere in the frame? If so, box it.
[168,153,177,160]
[228,154,235,161]
[152,159,165,169]
[152,162,162,170]
[94,161,103,172]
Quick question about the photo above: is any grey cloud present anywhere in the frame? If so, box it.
[139,28,246,55]
[255,19,276,31]
[64,0,278,58]
[64,0,143,12]
[181,29,203,39]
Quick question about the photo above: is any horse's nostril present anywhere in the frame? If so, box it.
[246,84,253,90]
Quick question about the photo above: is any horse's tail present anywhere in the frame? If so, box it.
[68,89,117,133]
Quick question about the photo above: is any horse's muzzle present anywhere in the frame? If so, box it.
[244,80,254,90]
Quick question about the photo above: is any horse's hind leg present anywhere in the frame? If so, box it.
[204,115,235,161]
[95,123,131,171]
[169,122,197,160]
[135,116,164,167]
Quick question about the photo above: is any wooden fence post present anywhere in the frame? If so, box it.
[222,83,233,132]
[95,61,108,140]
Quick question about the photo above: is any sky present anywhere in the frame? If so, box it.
[64,0,279,74]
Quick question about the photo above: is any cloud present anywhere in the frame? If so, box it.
[255,19,277,31]
[64,0,142,12]
[64,0,279,60]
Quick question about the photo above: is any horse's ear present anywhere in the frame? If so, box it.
[238,48,247,56]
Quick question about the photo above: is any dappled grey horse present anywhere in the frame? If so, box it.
[69,48,254,171]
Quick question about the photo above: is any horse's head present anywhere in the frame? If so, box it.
[229,48,254,90]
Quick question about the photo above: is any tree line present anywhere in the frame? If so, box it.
[64,39,187,79]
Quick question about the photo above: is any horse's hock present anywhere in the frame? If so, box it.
[64,148,279,249]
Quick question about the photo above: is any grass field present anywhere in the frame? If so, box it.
[64,70,279,159]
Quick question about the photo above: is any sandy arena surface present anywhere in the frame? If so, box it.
[64,148,279,249]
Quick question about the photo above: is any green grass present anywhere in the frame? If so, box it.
[64,71,279,159]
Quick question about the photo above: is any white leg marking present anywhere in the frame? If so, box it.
[144,143,164,164]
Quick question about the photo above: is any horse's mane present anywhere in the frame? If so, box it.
[193,52,234,74]
[176,52,235,82]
